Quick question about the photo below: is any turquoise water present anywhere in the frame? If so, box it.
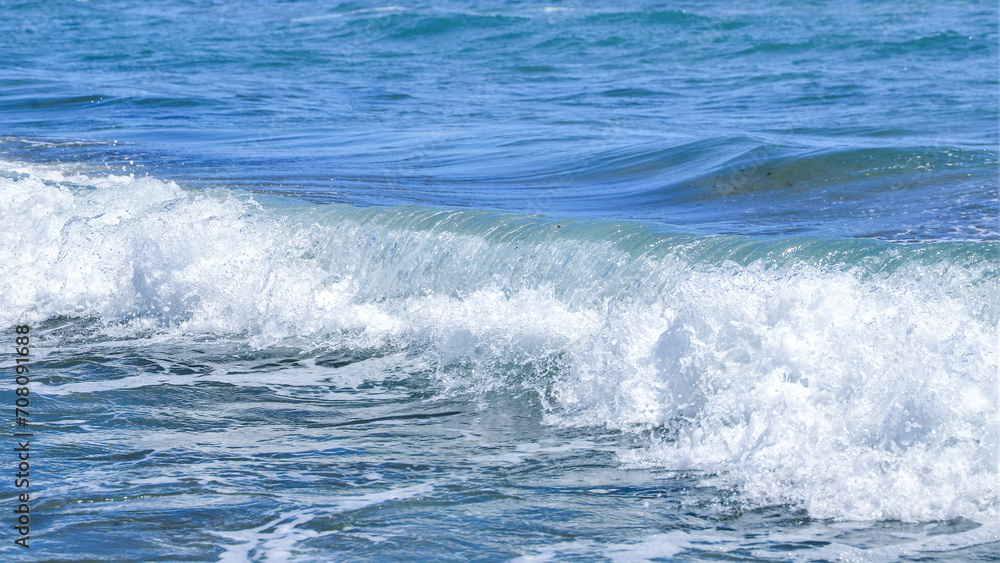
[1,1,998,561]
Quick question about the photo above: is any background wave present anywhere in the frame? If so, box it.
[2,0,996,242]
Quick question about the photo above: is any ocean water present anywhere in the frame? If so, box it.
[1,1,998,561]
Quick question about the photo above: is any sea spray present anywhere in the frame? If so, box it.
[3,161,996,524]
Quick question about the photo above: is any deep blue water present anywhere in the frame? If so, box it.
[1,1,998,561]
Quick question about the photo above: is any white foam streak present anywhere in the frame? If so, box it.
[210,485,432,562]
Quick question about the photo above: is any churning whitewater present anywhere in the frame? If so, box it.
[3,160,996,532]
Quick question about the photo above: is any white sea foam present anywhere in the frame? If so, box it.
[597,261,998,521]
[209,485,433,562]
[211,509,332,563]
[2,162,996,523]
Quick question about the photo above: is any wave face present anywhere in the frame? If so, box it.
[3,161,996,524]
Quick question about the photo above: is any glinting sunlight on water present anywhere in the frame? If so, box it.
[1,0,998,561]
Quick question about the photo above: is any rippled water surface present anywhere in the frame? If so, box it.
[1,0,998,561]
